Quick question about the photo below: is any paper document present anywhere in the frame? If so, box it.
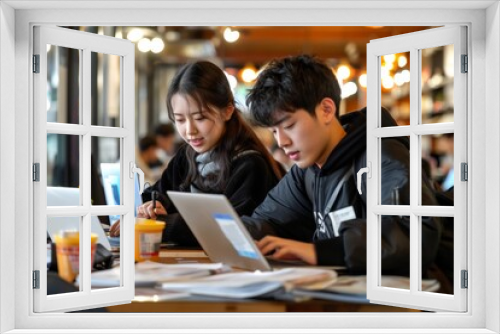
[160,267,337,299]
[83,261,229,288]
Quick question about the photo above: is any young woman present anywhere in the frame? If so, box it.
[110,61,283,246]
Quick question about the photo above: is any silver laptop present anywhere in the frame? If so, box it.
[167,191,274,271]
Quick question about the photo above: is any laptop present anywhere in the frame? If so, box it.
[167,191,302,272]
[100,162,143,225]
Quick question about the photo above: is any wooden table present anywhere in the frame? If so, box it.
[106,248,421,313]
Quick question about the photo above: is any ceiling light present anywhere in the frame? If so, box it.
[358,73,367,88]
[382,76,395,89]
[383,54,396,63]
[241,67,257,83]
[150,37,165,54]
[398,55,408,68]
[127,28,143,42]
[223,27,240,43]
[137,38,151,53]
[337,65,351,81]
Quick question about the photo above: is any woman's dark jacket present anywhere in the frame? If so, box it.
[142,144,280,246]
[242,108,442,275]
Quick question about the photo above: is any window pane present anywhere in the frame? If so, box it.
[91,52,121,127]
[422,216,453,295]
[421,134,454,203]
[46,45,80,124]
[380,215,410,290]
[421,45,454,124]
[380,52,410,126]
[92,137,121,208]
[381,137,410,205]
[47,217,82,295]
[91,216,120,291]
[47,134,80,205]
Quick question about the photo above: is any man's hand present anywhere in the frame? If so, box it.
[256,236,317,265]
[109,200,167,237]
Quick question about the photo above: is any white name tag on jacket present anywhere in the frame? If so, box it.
[328,206,356,237]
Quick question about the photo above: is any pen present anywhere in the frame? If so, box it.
[152,190,158,216]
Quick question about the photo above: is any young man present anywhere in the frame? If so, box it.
[243,55,441,275]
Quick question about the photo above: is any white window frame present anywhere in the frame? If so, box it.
[366,26,467,312]
[32,25,136,313]
[0,1,498,333]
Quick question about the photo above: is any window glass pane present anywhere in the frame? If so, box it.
[47,134,80,205]
[47,217,82,295]
[91,216,120,291]
[380,52,410,126]
[92,137,121,208]
[421,45,454,124]
[422,216,453,295]
[46,45,80,124]
[421,134,454,203]
[380,215,410,290]
[381,137,410,205]
[91,52,121,127]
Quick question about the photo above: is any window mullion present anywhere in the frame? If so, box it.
[80,48,92,295]
[409,47,420,294]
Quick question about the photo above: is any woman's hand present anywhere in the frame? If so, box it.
[256,236,317,265]
[109,200,167,237]
[137,200,167,219]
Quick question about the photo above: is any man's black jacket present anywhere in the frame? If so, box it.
[242,108,441,275]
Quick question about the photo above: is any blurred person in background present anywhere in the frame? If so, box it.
[155,123,178,167]
[111,61,283,245]
[136,135,164,185]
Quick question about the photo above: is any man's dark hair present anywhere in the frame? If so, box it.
[154,123,176,138]
[138,135,157,152]
[246,55,342,127]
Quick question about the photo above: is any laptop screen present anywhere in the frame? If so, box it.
[100,162,142,225]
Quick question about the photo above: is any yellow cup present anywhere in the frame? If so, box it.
[54,231,98,283]
[135,218,165,262]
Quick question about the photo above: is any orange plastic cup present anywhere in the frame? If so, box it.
[135,218,165,262]
[54,231,98,283]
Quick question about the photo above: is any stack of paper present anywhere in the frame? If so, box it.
[81,261,230,288]
[159,267,338,299]
[293,275,441,303]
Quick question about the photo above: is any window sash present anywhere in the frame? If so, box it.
[366,26,467,312]
[32,25,135,313]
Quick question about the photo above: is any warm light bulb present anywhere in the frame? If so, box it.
[127,28,144,42]
[401,69,411,83]
[137,38,151,53]
[383,54,396,63]
[358,73,367,88]
[398,55,408,68]
[394,72,405,86]
[337,65,351,80]
[382,76,395,89]
[223,27,240,43]
[150,37,165,54]
[341,81,358,98]
[241,68,257,83]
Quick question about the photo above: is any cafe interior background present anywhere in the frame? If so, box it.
[44,27,457,311]
[46,26,455,195]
